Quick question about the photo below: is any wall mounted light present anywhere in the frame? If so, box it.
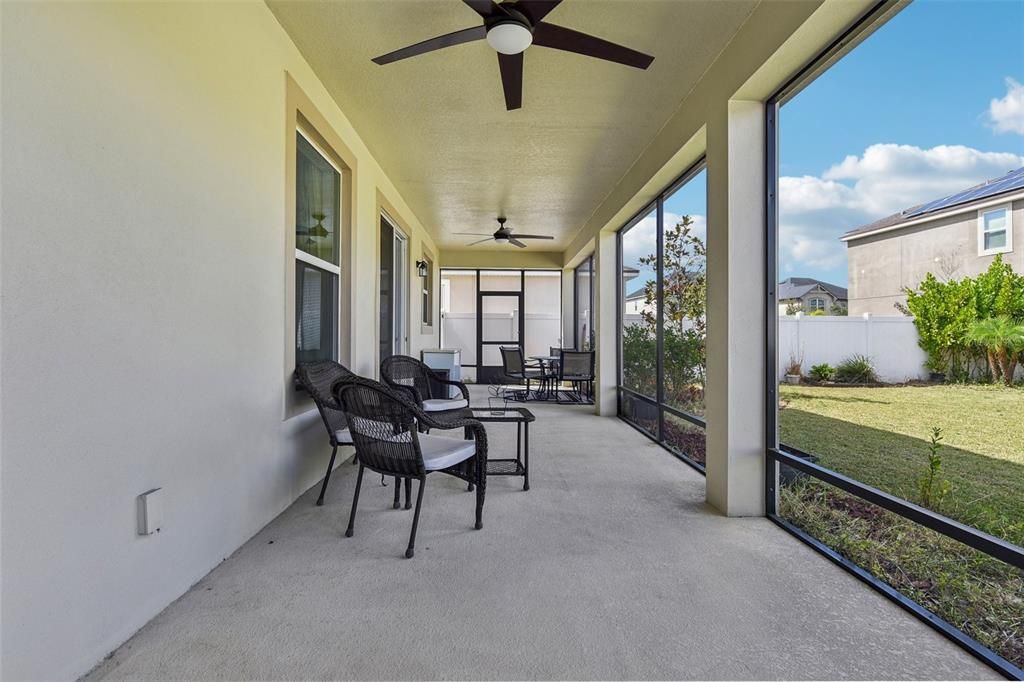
[416,260,429,278]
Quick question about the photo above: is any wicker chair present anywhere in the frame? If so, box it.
[294,360,359,506]
[334,377,487,558]
[380,355,469,417]
[557,350,596,404]
[295,361,409,508]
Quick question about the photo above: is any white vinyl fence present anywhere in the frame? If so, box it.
[779,314,927,383]
[441,311,562,367]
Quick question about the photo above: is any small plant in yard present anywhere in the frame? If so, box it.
[918,427,951,510]
[967,316,1024,386]
[834,354,877,383]
[784,351,804,384]
[809,363,834,382]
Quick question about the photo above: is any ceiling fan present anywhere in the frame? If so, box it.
[371,0,654,110]
[457,217,554,248]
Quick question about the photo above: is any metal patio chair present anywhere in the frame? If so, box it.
[557,349,596,404]
[500,346,546,400]
[334,376,487,558]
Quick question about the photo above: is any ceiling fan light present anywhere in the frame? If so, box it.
[494,234,510,243]
[486,22,533,55]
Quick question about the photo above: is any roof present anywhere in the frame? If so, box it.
[842,167,1024,241]
[625,286,648,301]
[778,277,848,302]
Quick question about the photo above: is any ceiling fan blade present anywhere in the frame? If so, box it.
[509,234,554,240]
[463,0,503,19]
[497,51,523,110]
[372,25,486,65]
[454,232,495,236]
[509,237,528,248]
[514,0,562,24]
[467,237,495,246]
[532,23,654,69]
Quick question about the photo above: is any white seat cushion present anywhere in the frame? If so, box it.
[335,428,353,445]
[421,398,469,412]
[418,433,476,471]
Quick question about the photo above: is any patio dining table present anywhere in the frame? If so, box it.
[528,355,560,400]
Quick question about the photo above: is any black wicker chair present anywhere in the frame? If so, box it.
[500,346,546,398]
[295,361,409,509]
[294,360,358,506]
[557,350,596,404]
[334,377,487,558]
[380,355,469,418]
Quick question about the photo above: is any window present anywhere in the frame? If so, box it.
[617,161,707,471]
[295,130,341,363]
[574,256,594,350]
[421,254,434,326]
[978,205,1012,256]
[807,297,825,312]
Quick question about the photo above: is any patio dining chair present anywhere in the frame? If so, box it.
[380,355,469,418]
[557,349,596,404]
[500,346,546,399]
[334,377,487,558]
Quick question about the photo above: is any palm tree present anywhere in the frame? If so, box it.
[967,316,1024,386]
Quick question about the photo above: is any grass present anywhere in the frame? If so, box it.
[777,383,1024,670]
[779,384,1024,546]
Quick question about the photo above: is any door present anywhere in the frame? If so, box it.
[478,291,524,383]
[379,214,408,362]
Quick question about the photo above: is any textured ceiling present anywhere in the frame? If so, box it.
[268,0,758,251]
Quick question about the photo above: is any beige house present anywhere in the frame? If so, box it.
[842,168,1024,315]
[777,277,847,315]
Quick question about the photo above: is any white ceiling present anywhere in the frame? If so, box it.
[268,0,758,251]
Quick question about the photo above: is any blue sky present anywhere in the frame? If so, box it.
[779,0,1024,286]
[622,0,1024,294]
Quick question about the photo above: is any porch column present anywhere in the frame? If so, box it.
[704,99,767,516]
[593,229,618,416]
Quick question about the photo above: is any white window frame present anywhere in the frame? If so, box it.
[295,127,342,362]
[977,204,1012,256]
[807,297,826,311]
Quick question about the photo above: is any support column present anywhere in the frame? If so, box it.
[705,99,767,516]
[593,230,618,416]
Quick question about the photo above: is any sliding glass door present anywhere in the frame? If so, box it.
[379,214,408,361]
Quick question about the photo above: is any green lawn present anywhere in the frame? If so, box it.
[779,383,1024,546]
[777,384,1024,669]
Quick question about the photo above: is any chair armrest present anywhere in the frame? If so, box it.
[427,369,469,401]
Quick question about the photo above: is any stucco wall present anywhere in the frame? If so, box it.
[1,2,438,679]
[847,198,1024,315]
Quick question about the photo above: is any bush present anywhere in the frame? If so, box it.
[809,363,834,382]
[834,354,877,383]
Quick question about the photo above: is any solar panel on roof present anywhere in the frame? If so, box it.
[904,167,1024,218]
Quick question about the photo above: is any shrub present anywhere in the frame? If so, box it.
[918,427,951,510]
[834,354,877,383]
[809,363,834,382]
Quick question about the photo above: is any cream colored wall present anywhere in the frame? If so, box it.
[1,2,438,679]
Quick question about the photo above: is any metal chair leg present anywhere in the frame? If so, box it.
[345,464,364,537]
[316,446,338,506]
[404,477,412,510]
[393,476,401,509]
[405,479,426,558]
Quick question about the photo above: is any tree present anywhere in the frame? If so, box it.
[633,215,707,408]
[967,316,1024,386]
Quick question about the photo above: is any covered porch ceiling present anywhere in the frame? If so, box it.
[267,0,758,253]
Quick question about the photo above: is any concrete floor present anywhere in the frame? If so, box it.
[88,389,996,680]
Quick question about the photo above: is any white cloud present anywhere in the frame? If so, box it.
[780,143,1024,277]
[988,77,1024,135]
[620,211,706,268]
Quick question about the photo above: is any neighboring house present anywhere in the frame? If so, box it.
[778,277,848,315]
[842,167,1024,315]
